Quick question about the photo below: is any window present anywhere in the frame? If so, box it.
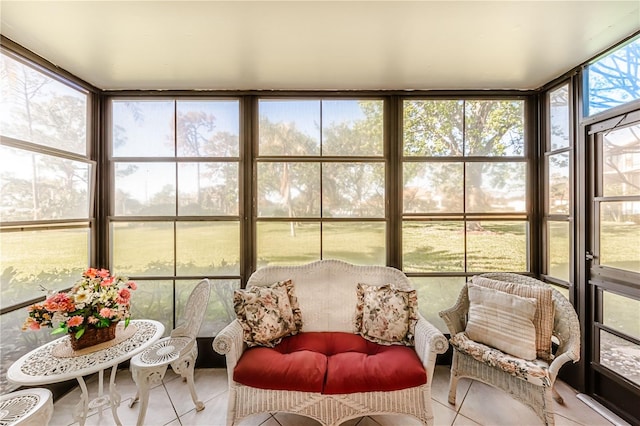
[109,99,241,336]
[256,99,386,266]
[402,99,528,329]
[0,49,93,393]
[544,83,573,284]
[585,35,640,117]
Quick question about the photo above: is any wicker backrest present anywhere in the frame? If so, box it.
[246,259,412,333]
[171,278,211,339]
[471,273,580,361]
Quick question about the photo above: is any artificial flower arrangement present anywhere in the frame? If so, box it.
[22,268,137,341]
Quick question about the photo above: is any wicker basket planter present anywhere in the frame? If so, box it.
[69,322,117,350]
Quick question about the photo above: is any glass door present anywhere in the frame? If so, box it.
[586,112,640,423]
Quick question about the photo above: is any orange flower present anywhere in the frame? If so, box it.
[67,315,84,327]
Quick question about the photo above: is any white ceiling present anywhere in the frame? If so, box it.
[1,1,639,91]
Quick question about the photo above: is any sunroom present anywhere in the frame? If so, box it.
[0,1,639,425]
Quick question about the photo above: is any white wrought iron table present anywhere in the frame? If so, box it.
[7,319,164,426]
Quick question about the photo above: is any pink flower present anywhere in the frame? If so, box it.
[117,288,131,304]
[44,293,75,312]
[84,268,98,278]
[100,277,114,287]
[97,269,110,278]
[88,316,98,324]
[127,281,137,290]
[99,307,113,318]
[67,315,84,327]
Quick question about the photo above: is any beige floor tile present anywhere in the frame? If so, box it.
[431,366,472,409]
[235,412,274,425]
[552,380,613,426]
[273,412,323,425]
[457,380,541,426]
[178,390,228,426]
[164,368,227,417]
[451,413,482,426]
[432,399,458,426]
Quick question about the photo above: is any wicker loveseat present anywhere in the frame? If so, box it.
[212,259,449,426]
[439,273,580,426]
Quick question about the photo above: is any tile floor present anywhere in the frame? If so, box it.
[49,365,615,426]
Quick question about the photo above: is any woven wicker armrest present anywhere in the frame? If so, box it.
[414,315,449,381]
[438,285,469,336]
[548,290,581,380]
[213,320,245,367]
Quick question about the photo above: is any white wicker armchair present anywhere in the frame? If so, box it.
[439,273,580,426]
[213,260,449,426]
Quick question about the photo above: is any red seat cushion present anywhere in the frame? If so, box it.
[233,332,427,394]
[324,344,427,394]
[233,346,327,392]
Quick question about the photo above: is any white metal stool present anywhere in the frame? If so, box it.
[129,279,211,426]
[0,388,53,425]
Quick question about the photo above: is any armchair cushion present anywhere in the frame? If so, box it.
[233,279,303,347]
[466,283,538,360]
[354,283,418,346]
[472,275,555,360]
[450,332,551,387]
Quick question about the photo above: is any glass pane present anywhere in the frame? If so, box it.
[176,222,240,275]
[322,222,385,265]
[547,221,570,282]
[403,163,463,213]
[114,162,176,216]
[600,330,640,386]
[467,221,528,272]
[178,162,238,216]
[258,100,320,156]
[111,222,174,276]
[322,163,384,218]
[587,36,640,116]
[322,100,383,156]
[465,162,526,212]
[410,277,466,333]
[176,100,239,157]
[465,100,525,156]
[403,222,465,272]
[130,279,173,337]
[549,85,570,150]
[403,100,464,156]
[0,52,87,155]
[176,279,240,337]
[548,153,570,215]
[600,202,640,273]
[603,291,640,340]
[256,222,320,267]
[0,146,92,221]
[112,100,175,157]
[257,162,320,217]
[0,227,89,310]
[602,124,640,197]
[1,308,61,393]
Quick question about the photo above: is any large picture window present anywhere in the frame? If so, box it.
[109,99,241,336]
[256,99,386,266]
[0,49,93,393]
[402,99,528,329]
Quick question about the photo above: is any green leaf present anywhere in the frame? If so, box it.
[124,317,130,328]
[51,326,67,335]
[75,328,85,339]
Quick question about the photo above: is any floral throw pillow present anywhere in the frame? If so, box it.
[233,279,302,347]
[354,283,418,346]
